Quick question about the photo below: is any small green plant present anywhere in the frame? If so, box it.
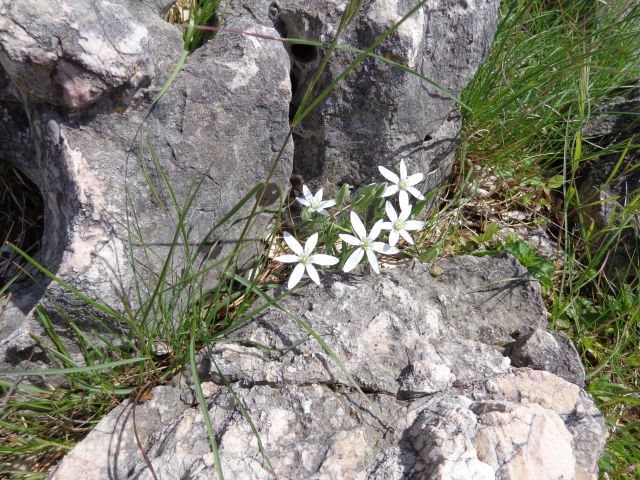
[276,160,428,288]
[165,0,222,52]
[502,235,555,294]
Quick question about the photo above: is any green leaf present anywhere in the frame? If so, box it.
[352,184,378,212]
[546,174,565,189]
[336,183,351,209]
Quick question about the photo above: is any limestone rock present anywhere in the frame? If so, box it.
[234,0,500,190]
[1,0,499,340]
[50,257,606,479]
[0,0,176,108]
[0,1,293,333]
[509,329,586,386]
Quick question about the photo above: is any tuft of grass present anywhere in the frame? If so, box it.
[439,0,640,477]
[165,0,222,52]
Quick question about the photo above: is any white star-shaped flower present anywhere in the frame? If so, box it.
[339,212,399,274]
[378,159,425,206]
[296,185,336,216]
[275,232,339,289]
[381,198,426,247]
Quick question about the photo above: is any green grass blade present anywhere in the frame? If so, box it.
[6,244,125,322]
[0,357,150,377]
[189,333,224,479]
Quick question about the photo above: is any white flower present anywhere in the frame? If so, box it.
[275,232,339,289]
[339,212,399,274]
[296,185,336,216]
[378,159,425,206]
[381,198,425,247]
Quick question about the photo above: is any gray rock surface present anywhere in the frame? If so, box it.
[0,1,293,334]
[50,256,606,480]
[509,329,586,387]
[0,0,176,108]
[1,0,500,344]
[233,0,500,190]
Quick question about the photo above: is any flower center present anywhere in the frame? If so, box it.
[398,180,407,190]
[362,240,370,248]
[310,198,321,209]
[393,220,405,231]
[300,254,310,264]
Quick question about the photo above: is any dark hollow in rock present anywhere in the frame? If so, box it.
[290,43,319,63]
[0,164,44,288]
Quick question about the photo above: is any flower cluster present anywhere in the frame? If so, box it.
[275,160,426,288]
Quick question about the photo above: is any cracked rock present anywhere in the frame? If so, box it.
[50,256,606,479]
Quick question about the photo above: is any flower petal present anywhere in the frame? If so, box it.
[309,254,339,266]
[404,220,426,231]
[339,234,362,246]
[389,230,399,247]
[399,190,409,208]
[406,186,425,200]
[385,201,398,222]
[288,263,306,289]
[314,188,324,201]
[302,185,312,199]
[296,197,311,206]
[399,160,407,181]
[406,172,424,186]
[306,263,321,285]
[382,185,399,197]
[318,208,329,217]
[372,242,399,255]
[369,219,383,241]
[304,233,318,255]
[378,165,399,184]
[274,254,300,263]
[399,194,411,215]
[380,221,393,230]
[320,199,336,209]
[400,230,415,245]
[350,211,367,240]
[283,231,304,256]
[343,247,365,272]
[365,248,380,274]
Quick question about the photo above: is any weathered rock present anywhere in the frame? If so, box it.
[0,0,176,108]
[1,0,501,343]
[509,329,586,387]
[50,256,606,479]
[0,1,293,333]
[233,0,500,190]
